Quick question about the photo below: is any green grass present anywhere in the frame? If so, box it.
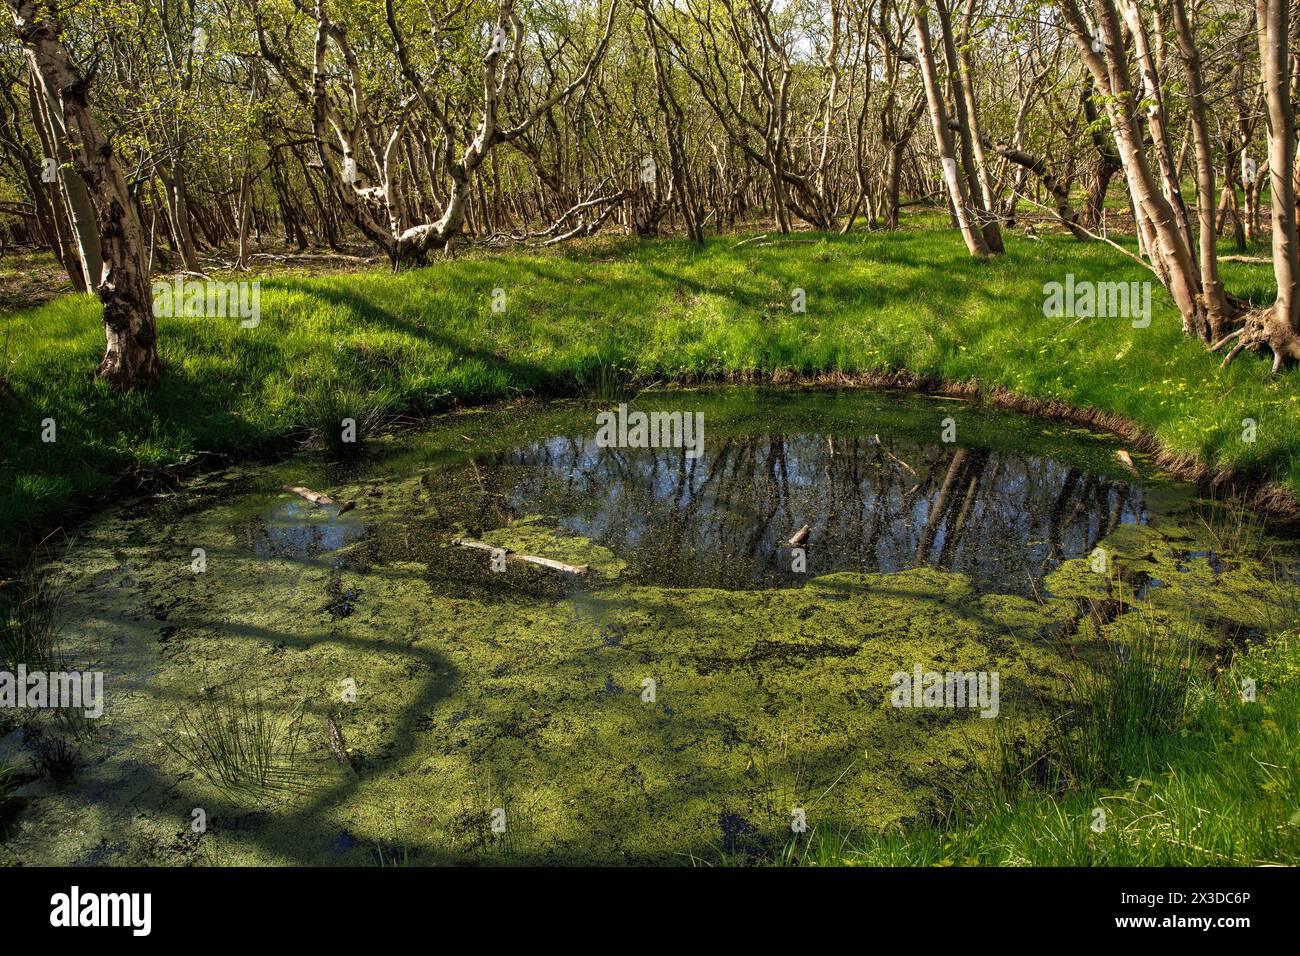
[157,686,310,798]
[1044,610,1198,793]
[0,553,61,671]
[0,219,1294,557]
[778,627,1300,866]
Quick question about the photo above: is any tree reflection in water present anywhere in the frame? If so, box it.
[466,430,1145,595]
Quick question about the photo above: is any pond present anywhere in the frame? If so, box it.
[3,388,1296,864]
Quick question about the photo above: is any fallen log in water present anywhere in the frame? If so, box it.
[452,537,589,575]
[283,485,336,506]
[282,485,355,513]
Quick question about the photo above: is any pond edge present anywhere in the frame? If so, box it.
[8,367,1299,570]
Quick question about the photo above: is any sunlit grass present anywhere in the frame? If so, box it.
[822,636,1300,866]
[0,221,1292,556]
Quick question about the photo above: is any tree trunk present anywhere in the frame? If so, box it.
[1169,0,1234,339]
[31,63,100,290]
[1059,0,1204,336]
[914,4,989,257]
[1253,0,1300,365]
[166,159,201,271]
[939,0,1002,252]
[1080,82,1122,230]
[1118,0,1198,273]
[11,0,160,387]
[642,0,704,246]
[10,72,83,288]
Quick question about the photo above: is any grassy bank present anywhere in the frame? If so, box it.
[762,500,1300,868]
[779,627,1300,867]
[0,221,1294,556]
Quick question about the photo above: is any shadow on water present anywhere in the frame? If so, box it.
[13,387,1298,866]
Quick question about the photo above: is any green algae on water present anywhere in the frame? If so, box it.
[4,389,1296,865]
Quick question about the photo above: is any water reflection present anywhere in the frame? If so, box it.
[479,432,1145,594]
[235,498,366,559]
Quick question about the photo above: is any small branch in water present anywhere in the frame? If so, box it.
[452,537,589,575]
[872,435,917,476]
[324,713,357,773]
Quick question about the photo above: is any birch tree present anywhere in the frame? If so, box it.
[1220,0,1300,370]
[913,0,988,256]
[9,0,160,386]
[255,0,618,268]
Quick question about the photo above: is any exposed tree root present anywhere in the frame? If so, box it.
[1208,327,1245,353]
[1216,306,1300,376]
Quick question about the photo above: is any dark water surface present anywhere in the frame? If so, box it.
[493,423,1147,594]
[308,387,1169,597]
